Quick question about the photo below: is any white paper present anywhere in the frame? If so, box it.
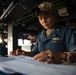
[0,55,76,75]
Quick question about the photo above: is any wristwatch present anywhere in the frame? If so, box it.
[62,52,73,64]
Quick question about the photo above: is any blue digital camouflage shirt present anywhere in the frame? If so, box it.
[33,25,76,54]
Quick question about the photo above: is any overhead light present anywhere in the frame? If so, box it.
[3,31,8,33]
[58,7,69,17]
[3,29,8,33]
[0,1,14,20]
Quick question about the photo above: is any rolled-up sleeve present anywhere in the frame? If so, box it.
[65,28,76,52]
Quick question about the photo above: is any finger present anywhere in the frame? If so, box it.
[33,52,46,59]
[45,59,53,64]
[36,55,48,61]
[33,54,39,59]
[22,51,25,55]
[10,51,16,56]
[16,50,19,55]
[33,53,42,59]
[10,51,13,55]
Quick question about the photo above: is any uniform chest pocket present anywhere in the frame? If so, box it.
[47,40,65,52]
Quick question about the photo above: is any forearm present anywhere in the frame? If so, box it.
[10,49,35,57]
[23,51,35,57]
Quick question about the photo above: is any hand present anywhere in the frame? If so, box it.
[33,50,53,64]
[10,48,25,56]
[33,50,62,64]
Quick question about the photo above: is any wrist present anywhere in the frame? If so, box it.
[61,52,73,64]
[22,51,26,55]
[60,52,67,61]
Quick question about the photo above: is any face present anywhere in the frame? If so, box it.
[38,12,56,30]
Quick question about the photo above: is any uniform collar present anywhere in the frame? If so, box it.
[41,25,61,42]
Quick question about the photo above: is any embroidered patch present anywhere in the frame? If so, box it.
[52,37,60,41]
[51,37,61,43]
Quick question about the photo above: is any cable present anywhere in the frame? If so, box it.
[73,0,76,8]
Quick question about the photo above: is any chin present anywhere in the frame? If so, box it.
[44,26,49,29]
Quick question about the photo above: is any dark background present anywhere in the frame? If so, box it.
[0,0,76,38]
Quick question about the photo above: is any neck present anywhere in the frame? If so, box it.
[46,29,53,36]
[47,28,53,31]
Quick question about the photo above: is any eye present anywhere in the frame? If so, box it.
[45,15,51,18]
